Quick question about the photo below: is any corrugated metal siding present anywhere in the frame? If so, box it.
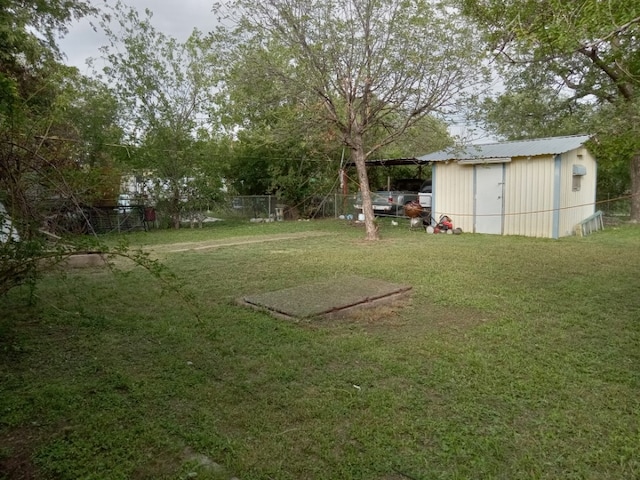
[558,149,597,236]
[432,162,474,232]
[503,155,556,237]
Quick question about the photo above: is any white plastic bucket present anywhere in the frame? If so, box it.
[357,213,365,221]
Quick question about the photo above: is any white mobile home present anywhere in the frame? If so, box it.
[0,202,20,243]
[417,135,597,238]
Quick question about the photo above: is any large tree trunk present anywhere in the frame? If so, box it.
[352,146,379,241]
[630,152,640,223]
[171,188,181,229]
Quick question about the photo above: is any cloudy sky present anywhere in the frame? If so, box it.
[59,0,218,73]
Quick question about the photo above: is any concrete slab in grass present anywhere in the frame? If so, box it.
[239,276,412,320]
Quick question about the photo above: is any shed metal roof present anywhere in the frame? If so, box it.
[417,134,592,162]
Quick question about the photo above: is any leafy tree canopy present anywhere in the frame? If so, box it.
[457,0,640,219]
[0,0,97,114]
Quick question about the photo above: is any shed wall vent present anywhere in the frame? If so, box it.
[572,164,587,176]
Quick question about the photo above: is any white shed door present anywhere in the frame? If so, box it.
[475,164,504,234]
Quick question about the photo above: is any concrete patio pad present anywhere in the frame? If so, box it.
[239,276,412,320]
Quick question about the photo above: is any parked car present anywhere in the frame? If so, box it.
[354,179,432,217]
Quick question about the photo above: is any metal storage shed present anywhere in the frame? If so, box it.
[417,135,597,238]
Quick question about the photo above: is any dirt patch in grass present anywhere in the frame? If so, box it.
[0,426,43,479]
[311,301,492,335]
[153,231,331,254]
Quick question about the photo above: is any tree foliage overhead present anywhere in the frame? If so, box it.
[457,0,640,219]
[478,82,596,141]
[215,0,487,239]
[465,0,639,102]
[100,5,217,137]
[0,0,97,114]
[0,0,96,61]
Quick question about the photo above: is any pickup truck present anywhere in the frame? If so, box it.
[354,179,432,217]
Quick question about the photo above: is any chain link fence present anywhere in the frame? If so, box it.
[141,192,634,227]
[597,192,631,218]
[223,194,361,220]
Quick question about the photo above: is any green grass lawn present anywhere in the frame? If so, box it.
[1,219,639,479]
